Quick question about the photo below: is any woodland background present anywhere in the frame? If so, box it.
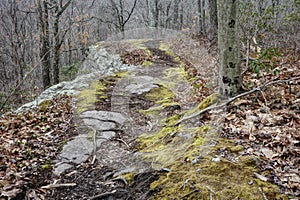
[0,0,299,114]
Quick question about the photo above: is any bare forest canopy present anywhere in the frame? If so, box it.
[0,0,299,113]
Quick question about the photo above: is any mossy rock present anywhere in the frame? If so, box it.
[75,72,128,114]
[75,80,106,114]
[144,85,176,104]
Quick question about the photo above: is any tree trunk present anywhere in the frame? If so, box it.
[179,4,184,30]
[38,0,51,90]
[152,0,159,27]
[217,0,242,97]
[198,0,203,33]
[53,4,60,85]
[173,0,180,29]
[202,0,206,33]
[208,0,218,43]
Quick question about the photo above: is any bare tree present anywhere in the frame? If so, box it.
[37,0,51,89]
[198,0,206,34]
[172,0,181,29]
[150,0,160,27]
[97,0,138,33]
[51,0,71,84]
[208,0,218,44]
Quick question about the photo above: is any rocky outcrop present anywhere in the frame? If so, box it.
[16,46,133,113]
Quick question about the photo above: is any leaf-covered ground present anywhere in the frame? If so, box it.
[220,51,300,197]
[0,95,77,199]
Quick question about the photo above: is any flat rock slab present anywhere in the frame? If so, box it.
[53,111,126,175]
[58,135,93,164]
[80,110,126,125]
[124,75,158,95]
[54,135,93,175]
[82,118,116,130]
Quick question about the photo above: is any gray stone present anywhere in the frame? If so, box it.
[101,131,116,140]
[82,118,116,130]
[80,110,126,125]
[16,47,134,113]
[124,76,158,94]
[58,135,93,164]
[78,47,132,75]
[53,163,73,176]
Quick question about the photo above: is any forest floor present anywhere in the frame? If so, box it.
[0,36,299,200]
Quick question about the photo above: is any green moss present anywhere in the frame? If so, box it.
[159,43,176,57]
[126,39,152,55]
[160,67,186,89]
[240,155,260,167]
[142,102,180,117]
[174,56,181,62]
[193,137,205,146]
[144,86,175,104]
[114,71,128,78]
[75,71,128,114]
[99,95,108,99]
[137,124,212,169]
[87,129,95,140]
[181,93,221,118]
[76,80,106,114]
[198,93,221,110]
[95,42,102,51]
[164,113,180,126]
[39,100,52,112]
[40,163,51,170]
[183,104,200,117]
[123,172,135,185]
[254,179,284,199]
[140,109,159,116]
[142,125,286,200]
[137,126,179,150]
[150,151,285,200]
[142,60,153,67]
[230,145,244,153]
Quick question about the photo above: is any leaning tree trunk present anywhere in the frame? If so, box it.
[217,0,242,97]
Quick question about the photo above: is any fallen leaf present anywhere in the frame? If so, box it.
[261,148,277,159]
[1,188,22,199]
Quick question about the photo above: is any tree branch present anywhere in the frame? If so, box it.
[123,0,137,26]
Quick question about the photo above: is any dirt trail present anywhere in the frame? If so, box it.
[46,39,199,199]
[46,39,287,200]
